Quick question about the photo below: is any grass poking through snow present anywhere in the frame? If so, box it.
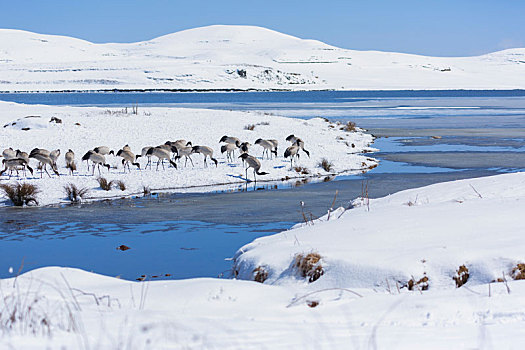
[0,183,39,206]
[294,253,324,283]
[97,177,114,191]
[64,183,89,203]
[318,158,334,172]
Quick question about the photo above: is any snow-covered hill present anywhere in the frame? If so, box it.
[1,25,524,91]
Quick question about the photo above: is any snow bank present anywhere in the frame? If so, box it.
[3,172,525,348]
[0,101,376,206]
[1,25,524,91]
[234,172,525,290]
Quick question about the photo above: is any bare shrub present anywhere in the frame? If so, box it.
[253,266,268,283]
[115,180,126,191]
[294,253,324,283]
[244,124,255,131]
[511,263,525,280]
[342,121,356,132]
[97,177,114,191]
[143,186,151,196]
[453,265,469,288]
[0,183,39,206]
[294,166,310,175]
[64,183,89,203]
[407,275,429,291]
[318,158,333,172]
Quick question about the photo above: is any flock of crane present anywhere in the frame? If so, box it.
[0,134,310,182]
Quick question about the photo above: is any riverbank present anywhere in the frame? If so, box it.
[2,172,524,349]
[0,101,377,206]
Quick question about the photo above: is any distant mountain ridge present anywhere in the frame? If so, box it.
[0,25,524,91]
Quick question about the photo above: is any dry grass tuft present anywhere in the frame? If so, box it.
[318,158,334,172]
[253,266,269,283]
[63,183,89,203]
[342,121,357,132]
[453,265,469,288]
[97,177,114,191]
[0,183,39,206]
[143,186,151,196]
[294,166,310,175]
[244,124,256,131]
[115,180,126,191]
[511,263,525,280]
[407,275,429,291]
[294,253,324,283]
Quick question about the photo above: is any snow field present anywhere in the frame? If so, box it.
[0,101,377,206]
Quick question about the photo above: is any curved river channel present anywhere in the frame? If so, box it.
[0,90,524,280]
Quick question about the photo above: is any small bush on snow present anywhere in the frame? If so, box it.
[453,265,469,288]
[253,266,269,283]
[0,183,39,206]
[511,263,525,280]
[294,252,324,283]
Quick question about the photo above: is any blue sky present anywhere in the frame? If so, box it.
[1,0,524,56]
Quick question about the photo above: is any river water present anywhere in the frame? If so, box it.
[0,91,524,280]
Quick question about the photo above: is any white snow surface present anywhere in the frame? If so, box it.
[1,25,525,91]
[0,101,376,206]
[2,172,525,349]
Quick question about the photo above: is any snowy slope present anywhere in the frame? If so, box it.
[3,173,525,349]
[234,172,525,290]
[1,25,524,91]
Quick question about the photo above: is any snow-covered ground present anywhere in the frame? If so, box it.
[2,172,525,349]
[0,101,376,206]
[1,25,524,91]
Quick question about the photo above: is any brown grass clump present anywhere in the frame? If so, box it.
[453,265,469,288]
[253,266,268,283]
[244,124,256,131]
[294,166,310,175]
[97,177,114,191]
[407,275,429,291]
[115,180,126,191]
[63,183,89,203]
[0,183,39,206]
[294,253,324,283]
[318,158,334,172]
[511,263,525,280]
[342,121,356,132]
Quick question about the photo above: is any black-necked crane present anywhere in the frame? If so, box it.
[65,149,76,175]
[286,135,310,157]
[254,139,278,159]
[238,153,268,182]
[146,146,177,170]
[116,149,140,172]
[239,142,250,154]
[82,152,111,175]
[221,141,240,162]
[220,135,240,144]
[191,146,218,167]
[15,150,29,164]
[29,151,59,178]
[284,145,301,168]
[93,146,115,156]
[0,158,34,178]
[173,146,195,167]
[166,140,192,152]
[50,149,61,167]
[136,146,154,169]
[2,148,16,160]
